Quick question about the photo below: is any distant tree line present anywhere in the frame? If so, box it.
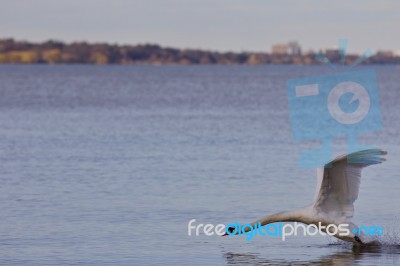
[0,38,398,65]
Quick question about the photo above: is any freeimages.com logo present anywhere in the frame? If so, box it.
[286,40,382,167]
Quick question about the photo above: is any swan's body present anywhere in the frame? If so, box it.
[228,149,387,245]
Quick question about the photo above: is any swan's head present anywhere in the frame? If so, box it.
[223,224,258,240]
[222,224,253,236]
[223,226,237,236]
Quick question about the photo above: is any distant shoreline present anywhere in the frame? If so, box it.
[1,38,399,65]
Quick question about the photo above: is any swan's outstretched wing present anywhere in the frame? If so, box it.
[313,149,386,221]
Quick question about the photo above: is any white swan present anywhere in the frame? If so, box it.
[225,149,387,245]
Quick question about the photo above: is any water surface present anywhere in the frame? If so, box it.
[0,65,399,265]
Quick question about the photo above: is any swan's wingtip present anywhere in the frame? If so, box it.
[346,148,387,165]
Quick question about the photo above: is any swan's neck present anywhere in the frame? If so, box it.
[259,210,303,225]
[242,210,308,232]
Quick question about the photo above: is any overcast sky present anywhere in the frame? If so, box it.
[0,0,399,53]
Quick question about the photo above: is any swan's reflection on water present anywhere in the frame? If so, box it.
[224,244,400,265]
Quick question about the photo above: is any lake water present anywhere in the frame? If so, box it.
[0,65,399,265]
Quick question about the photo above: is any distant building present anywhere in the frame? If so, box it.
[324,48,340,58]
[272,42,302,56]
[303,49,316,55]
[271,44,289,55]
[288,41,302,56]
[376,50,394,58]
